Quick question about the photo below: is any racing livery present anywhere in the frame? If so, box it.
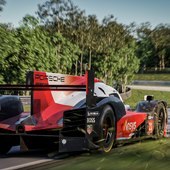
[0,70,168,154]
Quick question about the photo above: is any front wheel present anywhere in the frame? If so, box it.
[98,105,116,152]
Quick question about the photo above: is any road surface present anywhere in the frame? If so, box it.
[0,147,55,170]
[128,85,170,91]
[133,80,170,86]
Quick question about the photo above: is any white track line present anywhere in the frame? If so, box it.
[0,159,53,170]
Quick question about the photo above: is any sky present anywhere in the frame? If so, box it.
[0,0,170,29]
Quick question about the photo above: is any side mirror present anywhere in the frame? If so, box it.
[144,95,154,101]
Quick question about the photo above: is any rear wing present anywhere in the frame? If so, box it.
[0,70,98,115]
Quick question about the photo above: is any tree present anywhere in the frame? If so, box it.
[0,15,57,85]
[0,0,6,13]
[36,0,78,73]
[95,47,120,85]
[156,24,170,69]
[96,16,127,85]
[118,42,140,93]
[86,15,99,70]
[0,23,15,32]
[0,25,20,84]
[136,22,152,41]
[52,32,81,74]
[151,24,170,70]
[64,9,87,75]
[135,37,155,73]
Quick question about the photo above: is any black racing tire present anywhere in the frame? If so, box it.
[98,105,116,153]
[0,141,12,155]
[154,103,166,139]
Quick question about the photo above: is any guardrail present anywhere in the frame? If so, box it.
[120,88,131,100]
[19,96,31,106]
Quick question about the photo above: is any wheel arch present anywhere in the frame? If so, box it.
[96,96,126,123]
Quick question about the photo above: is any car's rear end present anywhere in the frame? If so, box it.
[0,70,102,153]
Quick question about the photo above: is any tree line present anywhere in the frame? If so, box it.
[1,0,170,93]
[135,22,170,73]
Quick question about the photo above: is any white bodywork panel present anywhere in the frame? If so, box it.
[57,82,123,107]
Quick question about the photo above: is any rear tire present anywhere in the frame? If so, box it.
[154,103,166,138]
[98,105,116,153]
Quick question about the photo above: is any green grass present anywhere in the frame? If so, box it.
[49,137,170,170]
[124,89,170,110]
[23,106,30,111]
[133,74,170,81]
[138,67,170,74]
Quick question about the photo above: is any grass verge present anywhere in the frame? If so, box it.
[124,89,170,110]
[134,74,170,81]
[23,106,30,111]
[49,137,170,170]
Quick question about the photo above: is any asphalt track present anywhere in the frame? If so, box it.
[128,85,170,91]
[0,108,170,170]
[133,80,170,86]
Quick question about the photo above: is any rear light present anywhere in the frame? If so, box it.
[18,126,24,133]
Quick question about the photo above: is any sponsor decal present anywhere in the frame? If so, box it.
[148,120,153,133]
[123,120,127,131]
[35,74,65,82]
[87,117,95,123]
[123,120,136,132]
[148,116,153,120]
[87,124,93,134]
[87,111,99,116]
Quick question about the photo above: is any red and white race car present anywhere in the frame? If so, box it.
[0,70,168,154]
